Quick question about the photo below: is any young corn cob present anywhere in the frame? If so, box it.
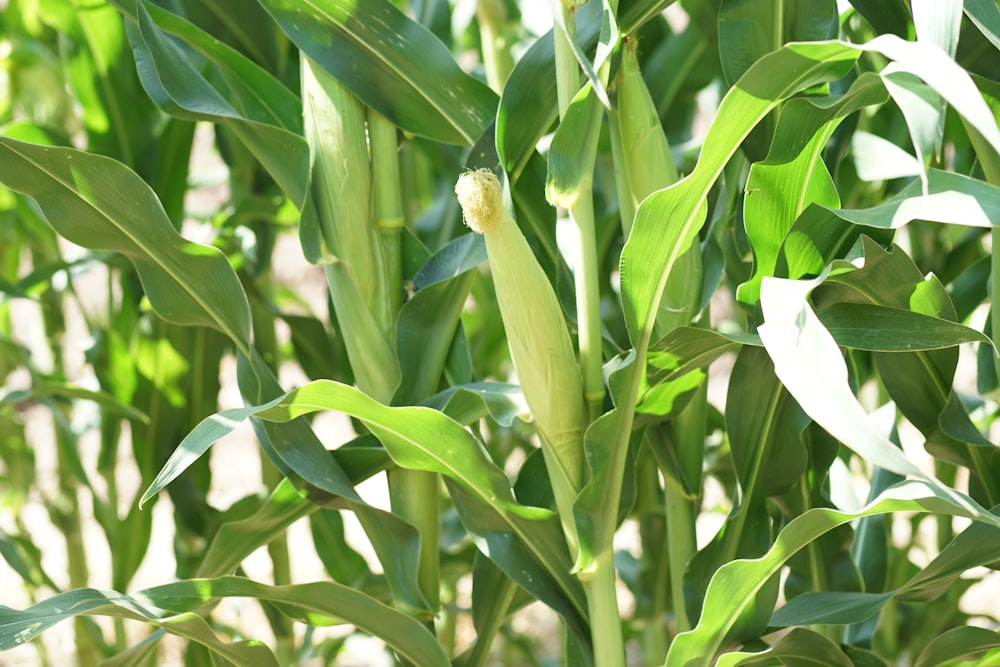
[612,39,700,333]
[455,169,585,547]
[611,38,679,234]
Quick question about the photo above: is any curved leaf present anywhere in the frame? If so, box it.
[737,72,888,308]
[0,137,252,351]
[258,0,496,145]
[913,626,1000,667]
[665,481,997,667]
[144,378,588,625]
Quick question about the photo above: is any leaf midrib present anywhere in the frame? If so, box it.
[297,0,477,143]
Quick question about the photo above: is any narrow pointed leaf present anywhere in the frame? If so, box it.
[816,302,993,351]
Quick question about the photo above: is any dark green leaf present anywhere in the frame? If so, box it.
[258,0,496,145]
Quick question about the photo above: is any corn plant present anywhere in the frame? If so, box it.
[3,0,1000,665]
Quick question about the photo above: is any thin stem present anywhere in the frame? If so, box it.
[553,4,579,118]
[663,473,695,634]
[582,554,626,667]
[371,107,441,617]
[476,0,515,92]
[552,4,606,421]
[569,195,606,422]
[369,108,404,342]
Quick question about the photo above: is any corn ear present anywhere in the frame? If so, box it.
[612,38,678,234]
[612,39,700,332]
[455,169,585,544]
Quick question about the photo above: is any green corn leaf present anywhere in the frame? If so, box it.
[770,513,1000,629]
[665,481,998,666]
[39,0,158,165]
[718,0,837,159]
[965,0,1000,52]
[421,382,525,427]
[716,628,855,667]
[737,72,888,308]
[197,479,316,578]
[913,627,1000,667]
[0,577,450,666]
[815,302,993,351]
[143,377,587,625]
[0,382,148,423]
[847,0,912,38]
[115,0,310,205]
[258,0,496,145]
[0,137,253,352]
[496,2,601,180]
[235,352,428,616]
[719,0,838,87]
[581,39,861,574]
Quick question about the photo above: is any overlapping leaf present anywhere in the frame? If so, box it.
[0,577,449,666]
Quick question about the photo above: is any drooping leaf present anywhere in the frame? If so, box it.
[144,376,587,627]
[113,0,310,204]
[0,577,450,666]
[0,137,253,351]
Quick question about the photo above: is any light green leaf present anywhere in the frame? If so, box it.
[258,0,496,145]
[665,481,997,667]
[622,40,859,346]
[145,377,587,625]
[736,71,888,308]
[0,137,252,352]
[913,627,1000,667]
[718,628,855,667]
[547,82,602,208]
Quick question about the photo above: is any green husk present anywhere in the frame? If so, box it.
[455,169,585,549]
